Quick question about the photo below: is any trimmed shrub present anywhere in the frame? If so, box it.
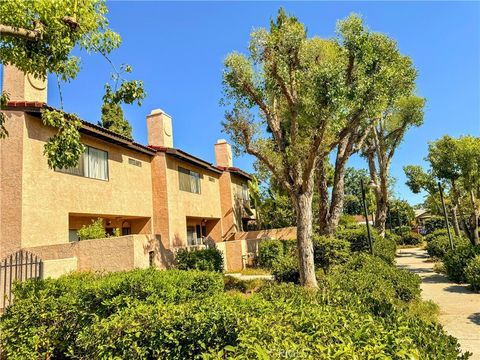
[393,225,412,237]
[425,229,448,243]
[224,276,266,294]
[424,216,446,234]
[313,235,351,273]
[385,230,401,245]
[338,214,359,229]
[465,255,480,291]
[426,235,470,259]
[271,255,300,284]
[443,244,480,283]
[0,267,468,359]
[0,269,224,358]
[373,236,397,264]
[175,247,224,272]
[257,240,284,269]
[399,232,423,246]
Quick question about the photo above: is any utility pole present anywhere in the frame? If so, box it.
[361,179,374,255]
[438,182,454,250]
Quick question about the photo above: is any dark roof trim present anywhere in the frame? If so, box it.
[5,101,156,156]
[217,166,252,180]
[150,145,222,174]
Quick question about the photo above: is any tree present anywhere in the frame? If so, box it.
[387,199,415,229]
[363,96,425,236]
[0,0,145,168]
[100,102,132,138]
[317,16,419,236]
[343,168,372,215]
[428,135,480,245]
[222,9,355,287]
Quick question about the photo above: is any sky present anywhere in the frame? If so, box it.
[8,1,480,205]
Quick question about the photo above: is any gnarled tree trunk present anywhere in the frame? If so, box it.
[451,205,461,237]
[469,190,479,246]
[292,188,318,288]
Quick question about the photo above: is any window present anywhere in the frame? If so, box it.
[187,226,197,245]
[68,229,78,242]
[178,167,201,194]
[57,145,108,181]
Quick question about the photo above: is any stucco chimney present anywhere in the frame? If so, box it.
[146,109,173,148]
[2,65,47,103]
[215,139,233,167]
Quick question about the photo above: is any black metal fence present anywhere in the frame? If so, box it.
[0,250,43,310]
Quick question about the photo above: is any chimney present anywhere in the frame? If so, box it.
[2,65,47,103]
[215,139,233,168]
[146,109,173,148]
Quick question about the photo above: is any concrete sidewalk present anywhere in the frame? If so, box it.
[397,248,480,359]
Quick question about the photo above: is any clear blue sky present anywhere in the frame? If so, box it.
[23,2,480,204]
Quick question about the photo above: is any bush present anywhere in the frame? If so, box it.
[399,232,423,246]
[271,255,300,284]
[338,214,359,229]
[465,255,480,291]
[424,216,446,234]
[224,276,266,294]
[443,244,480,283]
[313,235,351,273]
[77,218,120,240]
[175,247,224,272]
[393,225,412,237]
[0,267,468,359]
[385,230,401,245]
[257,240,284,269]
[426,234,470,259]
[425,229,448,243]
[0,269,224,358]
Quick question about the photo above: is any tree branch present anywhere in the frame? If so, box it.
[0,24,42,40]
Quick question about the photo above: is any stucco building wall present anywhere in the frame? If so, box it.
[20,115,154,248]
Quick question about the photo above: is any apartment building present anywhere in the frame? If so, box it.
[0,66,254,276]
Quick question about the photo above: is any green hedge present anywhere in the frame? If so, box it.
[175,247,224,272]
[398,232,423,246]
[426,234,470,259]
[443,244,480,283]
[0,265,468,359]
[257,239,295,269]
[465,255,480,291]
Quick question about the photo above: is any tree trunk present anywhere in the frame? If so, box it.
[451,205,461,237]
[317,157,331,236]
[452,181,473,241]
[293,191,318,288]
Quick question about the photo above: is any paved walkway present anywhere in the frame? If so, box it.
[397,248,480,359]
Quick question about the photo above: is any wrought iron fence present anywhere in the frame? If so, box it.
[0,250,43,310]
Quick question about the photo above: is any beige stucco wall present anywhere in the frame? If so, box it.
[163,156,222,247]
[0,112,25,257]
[20,114,154,248]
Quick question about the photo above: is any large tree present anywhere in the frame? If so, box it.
[0,0,144,168]
[428,135,480,245]
[362,96,425,236]
[316,15,419,236]
[222,10,414,286]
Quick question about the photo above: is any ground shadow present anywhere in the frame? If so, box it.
[468,313,480,325]
[396,265,433,274]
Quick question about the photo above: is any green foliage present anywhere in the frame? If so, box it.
[224,276,266,294]
[0,269,224,358]
[0,264,468,359]
[271,255,300,284]
[387,199,415,228]
[465,255,480,291]
[0,0,120,81]
[398,232,423,246]
[77,218,106,240]
[443,245,480,283]
[257,190,296,229]
[99,102,132,138]
[312,235,351,273]
[257,240,283,269]
[343,168,375,215]
[424,216,446,234]
[393,225,412,236]
[426,234,469,259]
[175,247,224,272]
[338,214,359,228]
[41,109,86,169]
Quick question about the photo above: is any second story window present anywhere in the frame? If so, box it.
[178,167,201,194]
[57,145,108,181]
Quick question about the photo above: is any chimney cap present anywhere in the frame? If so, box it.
[148,108,171,117]
[216,139,228,144]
